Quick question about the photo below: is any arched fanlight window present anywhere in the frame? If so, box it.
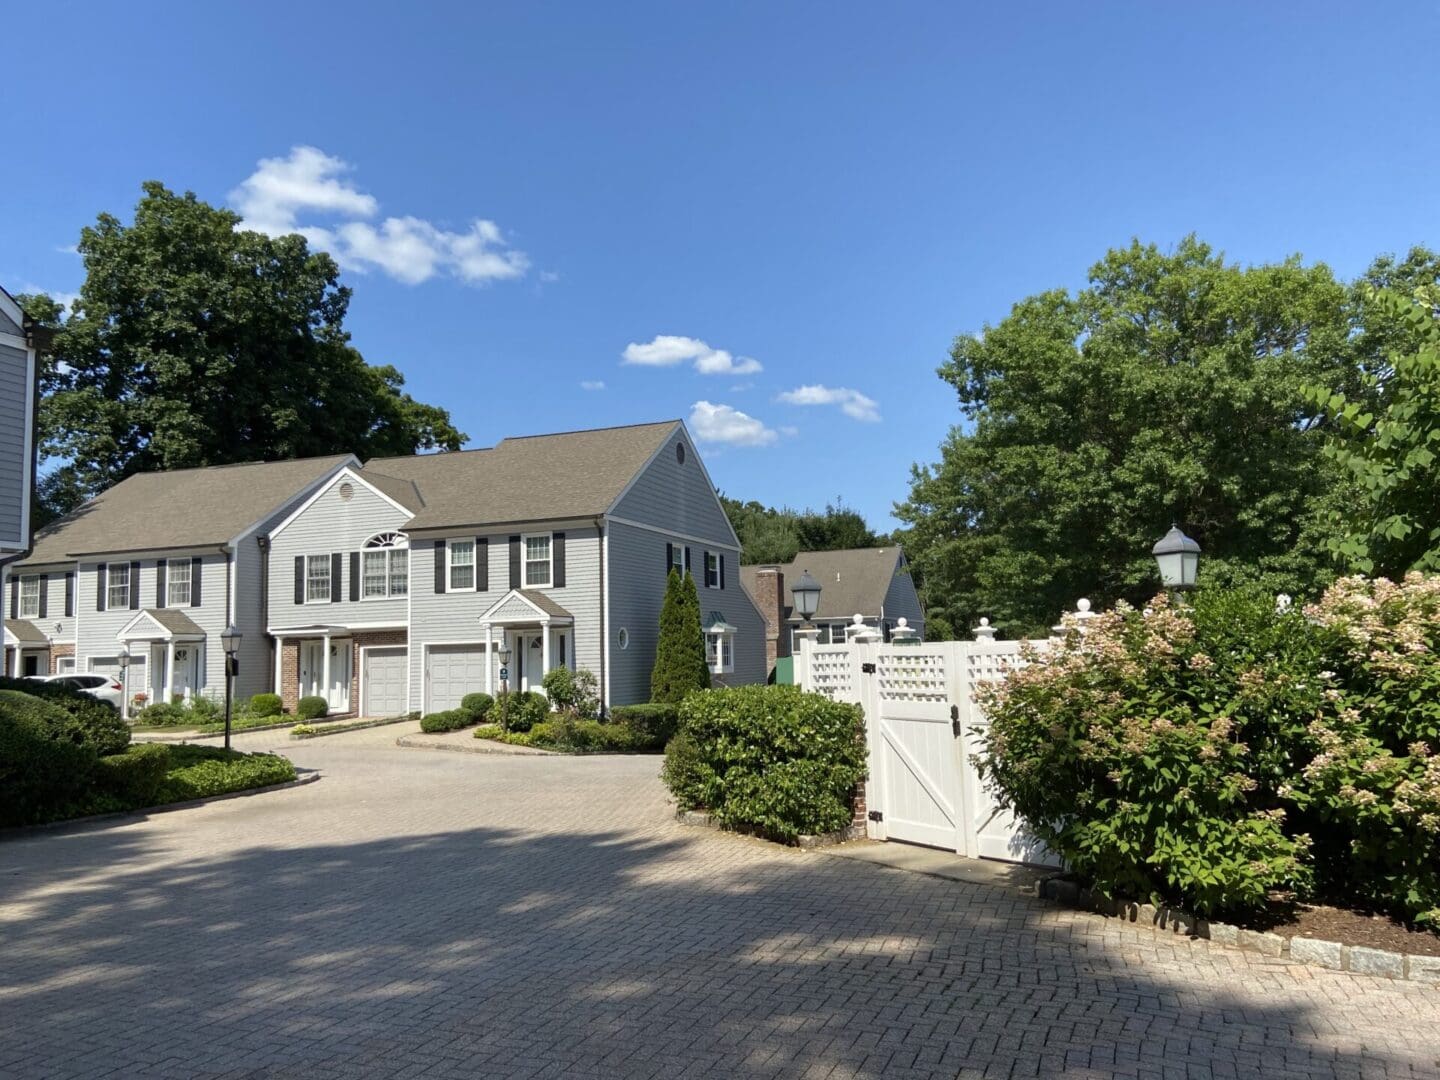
[361,532,409,598]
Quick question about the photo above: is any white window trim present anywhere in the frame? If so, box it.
[707,629,735,675]
[522,532,553,589]
[305,554,332,604]
[18,575,40,618]
[669,544,685,577]
[447,538,476,593]
[165,558,194,607]
[361,541,409,601]
[704,552,720,589]
[107,563,131,611]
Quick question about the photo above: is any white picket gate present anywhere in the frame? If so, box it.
[798,635,1059,867]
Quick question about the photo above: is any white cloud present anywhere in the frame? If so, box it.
[229,146,528,287]
[580,380,606,391]
[777,384,881,422]
[621,334,763,376]
[689,401,778,447]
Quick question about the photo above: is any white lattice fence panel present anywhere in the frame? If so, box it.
[807,646,857,702]
[874,648,951,703]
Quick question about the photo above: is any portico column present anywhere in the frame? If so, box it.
[321,632,332,708]
[482,622,493,695]
[165,639,175,705]
[273,637,283,695]
[541,619,551,678]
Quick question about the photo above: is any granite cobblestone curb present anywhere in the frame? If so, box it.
[1037,874,1440,986]
[675,810,864,848]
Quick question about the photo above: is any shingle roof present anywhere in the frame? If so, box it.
[359,469,426,513]
[23,454,354,564]
[363,421,681,530]
[739,547,908,622]
[4,618,48,645]
[144,608,207,637]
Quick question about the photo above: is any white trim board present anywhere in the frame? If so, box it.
[605,516,739,552]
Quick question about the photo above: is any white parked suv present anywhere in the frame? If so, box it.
[25,673,125,711]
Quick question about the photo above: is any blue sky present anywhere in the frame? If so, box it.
[2,3,1434,530]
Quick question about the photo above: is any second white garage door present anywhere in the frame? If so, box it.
[426,644,488,712]
[363,647,408,717]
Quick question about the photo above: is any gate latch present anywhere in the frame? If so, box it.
[867,810,883,822]
[951,704,962,737]
[861,662,876,674]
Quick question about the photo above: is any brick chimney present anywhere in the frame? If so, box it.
[752,565,788,673]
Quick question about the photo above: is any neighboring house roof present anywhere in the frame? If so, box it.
[739,547,913,622]
[363,420,681,531]
[4,618,48,646]
[23,454,354,563]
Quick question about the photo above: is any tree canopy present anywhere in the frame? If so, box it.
[720,496,881,565]
[897,236,1371,638]
[22,181,464,523]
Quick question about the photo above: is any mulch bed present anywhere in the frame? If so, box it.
[1233,899,1440,958]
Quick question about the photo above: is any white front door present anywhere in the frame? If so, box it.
[172,645,200,700]
[516,633,544,692]
[299,640,324,699]
[328,639,352,711]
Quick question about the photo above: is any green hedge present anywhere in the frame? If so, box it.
[248,693,284,718]
[611,703,680,747]
[0,675,129,756]
[662,685,866,841]
[491,691,549,733]
[155,745,296,802]
[0,690,98,826]
[420,709,472,733]
[296,696,329,721]
[94,743,171,806]
[474,718,652,753]
[459,692,494,722]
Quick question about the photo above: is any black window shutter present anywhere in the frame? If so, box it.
[434,542,447,594]
[191,557,202,607]
[38,575,48,618]
[9,578,17,619]
[129,562,141,609]
[552,533,566,588]
[509,535,521,590]
[665,542,673,577]
[477,537,489,592]
[156,562,167,608]
[64,572,74,617]
[702,550,710,587]
[684,547,692,577]
[350,552,361,602]
[720,554,726,590]
[330,553,342,603]
[97,564,107,612]
[294,556,305,605]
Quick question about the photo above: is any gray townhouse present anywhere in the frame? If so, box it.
[0,285,41,676]
[6,455,354,699]
[265,420,766,716]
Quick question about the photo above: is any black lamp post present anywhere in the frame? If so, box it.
[792,569,822,629]
[1152,525,1201,594]
[118,644,131,722]
[220,624,242,751]
[498,641,513,695]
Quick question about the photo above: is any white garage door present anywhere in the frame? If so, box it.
[426,644,487,712]
[363,647,408,717]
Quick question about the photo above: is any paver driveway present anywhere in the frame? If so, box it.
[1,724,1437,1080]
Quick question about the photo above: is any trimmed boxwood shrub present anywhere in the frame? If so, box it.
[611,703,680,747]
[155,745,296,802]
[0,675,129,756]
[663,685,866,841]
[296,696,329,721]
[248,693,284,718]
[419,709,470,733]
[94,743,171,806]
[491,691,549,733]
[0,689,98,826]
[459,693,494,722]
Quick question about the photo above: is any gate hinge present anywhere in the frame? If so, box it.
[861,662,876,674]
[951,704,961,737]
[867,810,883,822]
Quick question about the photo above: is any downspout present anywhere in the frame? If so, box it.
[595,514,607,716]
[257,534,270,687]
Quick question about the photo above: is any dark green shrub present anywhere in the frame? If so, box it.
[650,570,710,704]
[664,685,866,841]
[491,691,549,733]
[0,675,129,755]
[419,709,470,733]
[612,703,680,746]
[186,696,222,723]
[94,743,171,806]
[0,689,98,825]
[540,668,599,717]
[135,701,193,727]
[248,693,284,718]
[296,696,329,720]
[155,745,296,802]
[459,693,494,722]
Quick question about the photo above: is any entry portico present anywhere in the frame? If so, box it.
[117,608,207,707]
[478,588,574,695]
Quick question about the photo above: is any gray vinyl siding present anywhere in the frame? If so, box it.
[0,308,21,337]
[5,566,78,642]
[75,554,231,700]
[408,526,602,712]
[0,343,31,549]
[882,556,926,638]
[232,534,275,699]
[610,429,735,542]
[606,520,765,707]
[267,476,412,633]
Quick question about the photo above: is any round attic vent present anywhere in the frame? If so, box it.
[338,482,355,501]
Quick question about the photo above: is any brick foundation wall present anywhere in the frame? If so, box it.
[851,784,868,834]
[348,630,408,717]
[49,643,74,673]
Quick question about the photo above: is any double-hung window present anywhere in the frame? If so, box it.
[669,544,685,577]
[305,555,331,603]
[107,563,131,610]
[524,534,552,587]
[704,552,720,589]
[706,629,735,675]
[18,576,40,618]
[363,533,409,598]
[448,539,475,591]
[166,559,193,606]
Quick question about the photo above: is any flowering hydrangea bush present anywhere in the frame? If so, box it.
[977,577,1440,927]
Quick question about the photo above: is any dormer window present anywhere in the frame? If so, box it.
[363,532,409,598]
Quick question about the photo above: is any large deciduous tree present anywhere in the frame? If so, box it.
[25,181,464,523]
[897,236,1363,637]
[720,496,881,565]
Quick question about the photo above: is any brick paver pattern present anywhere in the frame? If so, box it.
[1,723,1437,1079]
